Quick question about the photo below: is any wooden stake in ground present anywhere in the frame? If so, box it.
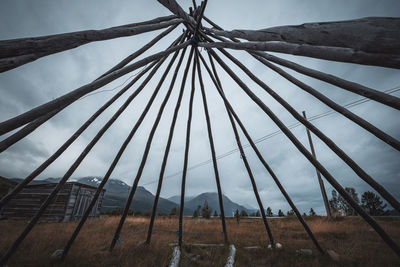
[302,111,331,217]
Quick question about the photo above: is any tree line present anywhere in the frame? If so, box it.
[103,189,390,217]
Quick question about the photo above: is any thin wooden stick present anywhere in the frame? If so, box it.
[0,16,182,72]
[203,16,400,111]
[145,36,191,245]
[0,26,180,153]
[208,49,400,257]
[178,47,196,247]
[0,34,185,210]
[199,50,275,246]
[0,110,58,153]
[199,51,325,253]
[0,36,180,266]
[108,42,195,252]
[61,33,189,259]
[208,46,400,213]
[303,111,331,217]
[0,40,190,136]
[193,1,207,36]
[194,48,228,244]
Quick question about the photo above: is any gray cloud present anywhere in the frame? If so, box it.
[0,0,399,215]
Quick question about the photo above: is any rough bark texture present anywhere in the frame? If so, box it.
[205,17,400,55]
[199,40,400,69]
[157,0,197,27]
[0,17,182,72]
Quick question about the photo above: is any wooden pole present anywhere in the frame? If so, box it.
[0,16,182,72]
[200,50,275,246]
[302,111,332,217]
[0,40,190,136]
[145,34,191,245]
[207,49,400,257]
[195,48,228,244]
[206,42,400,214]
[199,40,400,69]
[0,33,185,210]
[202,16,400,111]
[157,0,197,29]
[178,47,196,247]
[201,17,400,69]
[0,25,180,153]
[61,33,189,259]
[198,51,325,254]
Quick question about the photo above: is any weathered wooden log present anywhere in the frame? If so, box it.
[199,48,275,246]
[0,36,183,265]
[208,49,400,257]
[61,33,189,260]
[205,17,400,53]
[199,40,400,69]
[0,40,190,136]
[178,47,196,247]
[108,43,193,252]
[199,51,325,254]
[203,17,400,68]
[0,110,57,153]
[0,16,182,72]
[203,16,400,110]
[145,37,191,245]
[157,0,197,28]
[195,48,228,244]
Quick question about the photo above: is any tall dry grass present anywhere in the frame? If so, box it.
[0,216,399,266]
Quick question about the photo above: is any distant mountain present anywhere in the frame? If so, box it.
[167,195,194,204]
[181,192,252,216]
[3,177,253,216]
[74,177,191,215]
[6,176,188,215]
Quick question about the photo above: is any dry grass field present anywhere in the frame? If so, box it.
[0,216,399,266]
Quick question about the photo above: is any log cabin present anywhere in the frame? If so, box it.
[0,182,105,222]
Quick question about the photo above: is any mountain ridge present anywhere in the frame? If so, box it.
[4,176,254,216]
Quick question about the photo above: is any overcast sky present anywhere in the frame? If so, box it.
[0,0,399,215]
